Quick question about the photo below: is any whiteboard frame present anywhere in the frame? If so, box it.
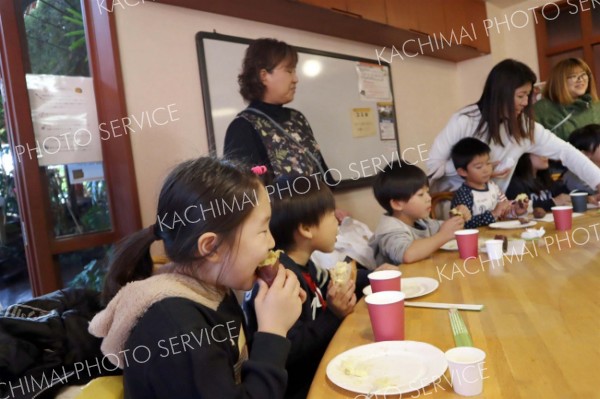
[196,32,400,189]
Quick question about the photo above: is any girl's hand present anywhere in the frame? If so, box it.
[553,193,572,206]
[326,279,356,319]
[512,202,528,216]
[255,266,302,337]
[492,200,512,220]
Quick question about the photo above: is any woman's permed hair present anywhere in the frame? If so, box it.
[269,175,335,251]
[238,38,298,102]
[468,59,537,146]
[373,161,428,215]
[102,157,262,303]
[542,58,598,105]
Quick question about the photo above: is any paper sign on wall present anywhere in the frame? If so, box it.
[356,62,392,101]
[26,74,102,166]
[377,102,396,140]
[350,108,376,138]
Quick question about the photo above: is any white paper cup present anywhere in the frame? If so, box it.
[445,347,486,396]
[484,239,503,260]
[507,239,526,256]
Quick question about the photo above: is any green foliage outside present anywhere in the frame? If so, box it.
[0,0,112,289]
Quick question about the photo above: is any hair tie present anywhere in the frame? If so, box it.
[251,165,268,175]
[150,224,162,241]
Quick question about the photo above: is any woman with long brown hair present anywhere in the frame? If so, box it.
[427,59,600,195]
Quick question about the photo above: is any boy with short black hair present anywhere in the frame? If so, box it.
[369,161,470,265]
[245,174,394,399]
[564,124,600,199]
[451,137,524,228]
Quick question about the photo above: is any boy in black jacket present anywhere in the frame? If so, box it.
[244,175,379,399]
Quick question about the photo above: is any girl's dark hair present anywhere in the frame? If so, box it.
[269,175,335,251]
[569,124,600,153]
[373,161,428,215]
[238,38,298,102]
[102,157,262,303]
[467,59,537,146]
[510,153,552,194]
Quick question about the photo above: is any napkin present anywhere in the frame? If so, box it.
[521,227,545,240]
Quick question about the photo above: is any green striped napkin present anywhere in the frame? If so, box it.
[449,308,473,347]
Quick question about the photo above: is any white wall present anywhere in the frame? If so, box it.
[114,1,552,234]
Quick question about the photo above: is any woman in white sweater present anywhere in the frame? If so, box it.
[427,59,600,194]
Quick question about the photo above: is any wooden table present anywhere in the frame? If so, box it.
[308,211,600,398]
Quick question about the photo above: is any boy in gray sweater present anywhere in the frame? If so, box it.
[369,161,470,265]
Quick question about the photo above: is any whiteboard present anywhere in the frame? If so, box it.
[196,32,399,186]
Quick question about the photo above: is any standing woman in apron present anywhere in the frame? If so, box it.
[224,38,333,184]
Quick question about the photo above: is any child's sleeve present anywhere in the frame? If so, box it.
[285,302,342,368]
[375,229,415,265]
[452,186,495,228]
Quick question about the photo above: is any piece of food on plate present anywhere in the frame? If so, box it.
[340,358,369,377]
[518,217,530,225]
[494,234,508,252]
[256,250,282,287]
[515,193,529,208]
[533,207,546,218]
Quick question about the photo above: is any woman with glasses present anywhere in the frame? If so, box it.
[427,59,600,196]
[534,58,600,141]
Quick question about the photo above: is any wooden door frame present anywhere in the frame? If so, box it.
[0,0,141,296]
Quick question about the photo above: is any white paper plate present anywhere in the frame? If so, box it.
[489,220,537,229]
[326,341,448,395]
[362,277,439,298]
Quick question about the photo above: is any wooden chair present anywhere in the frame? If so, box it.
[430,191,454,220]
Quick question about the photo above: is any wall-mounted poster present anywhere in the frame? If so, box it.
[26,74,102,166]
[377,102,395,140]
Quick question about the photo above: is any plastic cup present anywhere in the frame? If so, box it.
[551,206,573,231]
[365,291,405,341]
[368,270,401,293]
[445,347,486,396]
[455,230,479,260]
[570,192,588,213]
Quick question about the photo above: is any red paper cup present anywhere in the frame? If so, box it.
[455,229,479,260]
[365,291,405,341]
[368,270,401,293]
[551,206,573,231]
